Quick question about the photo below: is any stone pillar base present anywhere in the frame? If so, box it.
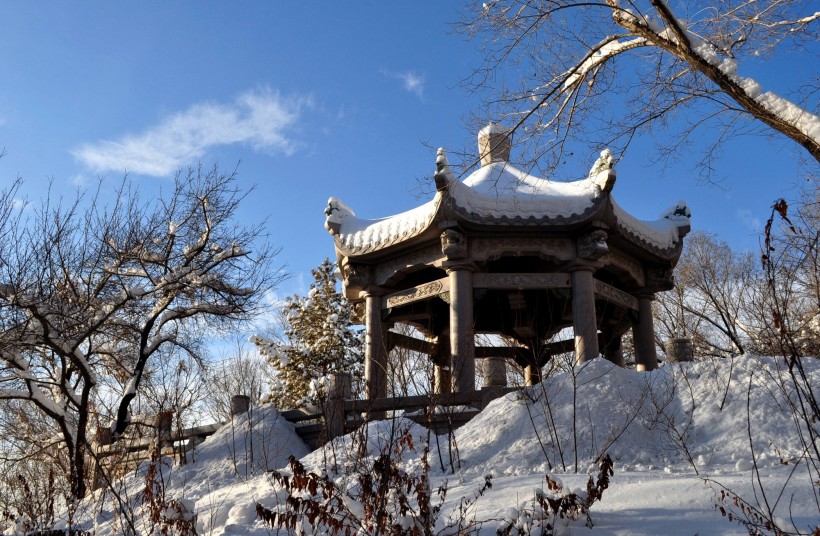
[664,338,693,362]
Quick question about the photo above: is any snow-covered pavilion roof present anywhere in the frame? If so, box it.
[324,137,690,260]
[447,159,606,224]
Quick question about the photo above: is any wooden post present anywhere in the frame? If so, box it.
[230,395,251,416]
[365,291,387,400]
[324,373,352,442]
[156,410,173,449]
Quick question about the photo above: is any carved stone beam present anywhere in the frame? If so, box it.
[473,273,572,290]
[545,339,575,355]
[472,338,582,360]
[469,237,575,263]
[606,250,646,287]
[382,277,450,309]
[593,279,639,311]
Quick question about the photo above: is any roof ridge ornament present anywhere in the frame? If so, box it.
[324,196,355,236]
[662,200,692,237]
[588,149,617,193]
[434,147,456,191]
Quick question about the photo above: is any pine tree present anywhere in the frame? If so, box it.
[252,259,363,408]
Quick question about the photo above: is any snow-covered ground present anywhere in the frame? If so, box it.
[26,355,819,535]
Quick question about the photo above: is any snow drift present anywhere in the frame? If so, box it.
[19,355,818,535]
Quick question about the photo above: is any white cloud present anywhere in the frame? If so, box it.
[70,173,90,188]
[246,288,289,335]
[383,69,425,99]
[73,88,309,177]
[11,198,29,211]
[737,208,763,232]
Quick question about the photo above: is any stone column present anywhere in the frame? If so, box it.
[480,356,508,408]
[571,267,599,362]
[434,366,451,394]
[364,291,387,399]
[92,426,113,492]
[633,296,657,371]
[156,410,173,449]
[448,267,475,393]
[324,373,352,441]
[482,356,507,388]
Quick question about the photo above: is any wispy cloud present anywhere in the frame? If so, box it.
[737,208,763,233]
[382,69,425,99]
[70,174,90,188]
[73,88,309,177]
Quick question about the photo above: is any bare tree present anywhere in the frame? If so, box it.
[460,0,818,178]
[386,324,434,398]
[757,194,820,355]
[203,343,271,423]
[705,196,820,535]
[0,165,282,500]
[654,231,761,357]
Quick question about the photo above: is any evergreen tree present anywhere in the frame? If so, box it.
[252,259,363,408]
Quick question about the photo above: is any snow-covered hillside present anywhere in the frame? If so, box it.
[27,355,819,535]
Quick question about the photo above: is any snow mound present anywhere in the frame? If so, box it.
[455,359,667,477]
[179,404,310,486]
[63,404,309,536]
[301,415,432,475]
[455,356,819,478]
[48,356,820,536]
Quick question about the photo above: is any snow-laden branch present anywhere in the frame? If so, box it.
[563,36,647,90]
[0,346,87,417]
[609,0,820,160]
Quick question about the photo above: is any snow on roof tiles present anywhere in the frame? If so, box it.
[325,195,442,256]
[450,161,602,221]
[325,149,689,258]
[612,199,691,254]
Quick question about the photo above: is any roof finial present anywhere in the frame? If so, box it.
[477,123,511,167]
[588,149,617,193]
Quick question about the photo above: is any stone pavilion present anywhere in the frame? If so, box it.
[324,125,691,400]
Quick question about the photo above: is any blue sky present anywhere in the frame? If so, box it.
[0,2,814,299]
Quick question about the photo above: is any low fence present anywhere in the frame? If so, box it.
[91,378,518,487]
[280,373,517,449]
[91,396,253,490]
